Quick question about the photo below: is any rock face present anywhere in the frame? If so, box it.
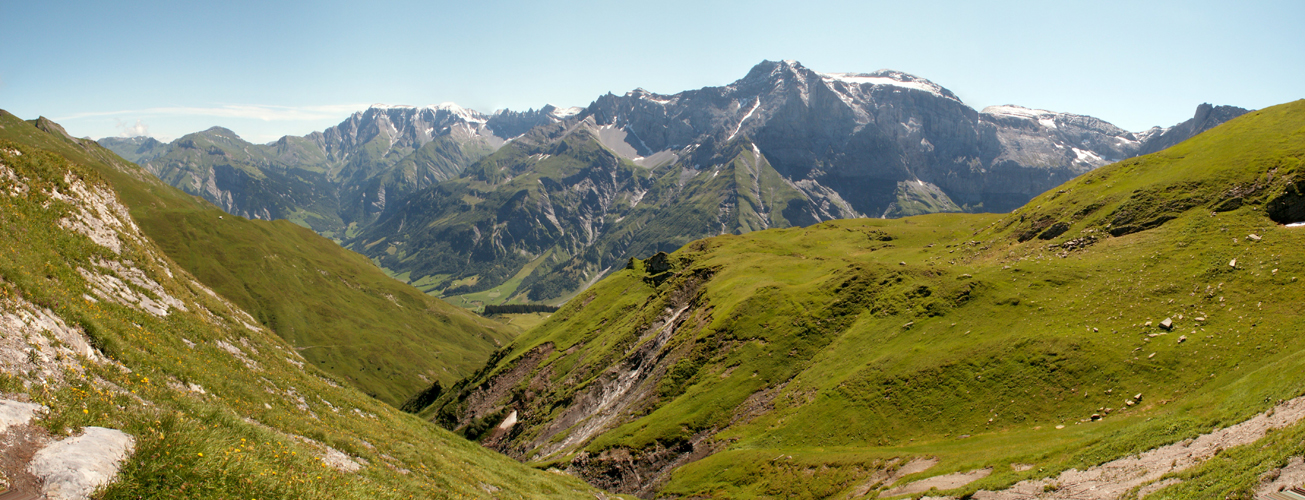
[1137,103,1250,155]
[580,60,1244,216]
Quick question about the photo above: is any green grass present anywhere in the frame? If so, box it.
[0,136,597,497]
[430,100,1305,498]
[2,111,517,407]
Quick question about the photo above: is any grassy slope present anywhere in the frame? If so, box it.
[2,112,515,407]
[433,101,1305,498]
[0,138,596,497]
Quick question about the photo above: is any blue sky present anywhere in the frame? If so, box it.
[2,0,1301,143]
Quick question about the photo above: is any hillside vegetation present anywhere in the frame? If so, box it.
[2,111,515,407]
[0,136,595,497]
[427,100,1305,498]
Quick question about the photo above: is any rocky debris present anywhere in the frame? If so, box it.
[27,427,135,500]
[77,259,188,318]
[1160,318,1174,330]
[1248,234,1262,241]
[973,394,1305,499]
[1179,335,1188,343]
[1230,259,1238,268]
[0,295,105,387]
[52,175,138,255]
[214,339,260,371]
[321,446,364,473]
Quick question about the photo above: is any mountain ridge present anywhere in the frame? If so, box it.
[345,60,1248,303]
[99,60,1249,305]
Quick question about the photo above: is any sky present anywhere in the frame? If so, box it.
[2,0,1301,143]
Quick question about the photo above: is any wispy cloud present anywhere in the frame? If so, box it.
[114,118,150,137]
[57,104,369,122]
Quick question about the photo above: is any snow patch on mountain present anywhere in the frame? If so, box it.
[821,70,962,103]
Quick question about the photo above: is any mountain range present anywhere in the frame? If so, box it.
[99,60,1248,306]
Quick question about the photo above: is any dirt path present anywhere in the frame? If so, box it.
[971,394,1305,499]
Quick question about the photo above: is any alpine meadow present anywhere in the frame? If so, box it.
[2,2,1304,497]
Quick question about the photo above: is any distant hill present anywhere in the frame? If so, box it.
[423,100,1305,498]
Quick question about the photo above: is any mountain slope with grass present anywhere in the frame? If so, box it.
[425,100,1305,498]
[5,112,515,407]
[0,135,598,497]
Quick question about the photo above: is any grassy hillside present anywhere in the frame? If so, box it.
[0,139,596,497]
[1,112,515,407]
[427,100,1305,498]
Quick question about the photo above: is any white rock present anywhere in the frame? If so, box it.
[0,399,47,432]
[28,427,136,500]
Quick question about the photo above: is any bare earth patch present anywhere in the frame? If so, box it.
[880,467,991,498]
[1257,456,1305,498]
[850,457,938,497]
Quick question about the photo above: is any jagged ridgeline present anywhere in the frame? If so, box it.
[10,112,516,407]
[0,124,596,496]
[347,61,1247,305]
[103,61,1247,308]
[423,101,1305,498]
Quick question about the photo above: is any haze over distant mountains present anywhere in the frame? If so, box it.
[99,60,1248,304]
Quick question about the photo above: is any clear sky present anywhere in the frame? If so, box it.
[2,0,1301,143]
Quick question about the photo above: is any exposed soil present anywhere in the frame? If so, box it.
[0,417,52,497]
